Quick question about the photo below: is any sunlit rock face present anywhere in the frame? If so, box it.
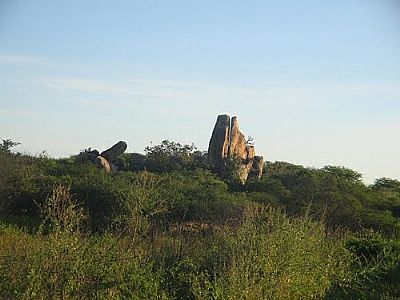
[94,155,111,173]
[208,114,264,184]
[229,116,249,161]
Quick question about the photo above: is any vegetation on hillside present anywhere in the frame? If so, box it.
[0,138,399,299]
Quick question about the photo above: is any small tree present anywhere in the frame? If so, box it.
[37,184,87,235]
[145,140,195,158]
[0,139,20,154]
[246,136,254,146]
[322,165,363,183]
[144,140,197,172]
[372,178,400,190]
[222,156,243,188]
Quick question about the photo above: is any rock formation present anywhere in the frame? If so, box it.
[208,114,263,184]
[94,155,112,173]
[77,141,127,173]
[251,155,264,179]
[100,141,127,163]
[208,114,230,167]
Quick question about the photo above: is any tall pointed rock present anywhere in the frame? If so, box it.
[208,114,264,184]
[208,114,230,167]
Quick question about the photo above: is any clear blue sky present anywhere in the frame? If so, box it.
[0,0,399,183]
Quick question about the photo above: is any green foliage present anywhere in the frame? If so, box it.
[0,138,20,154]
[369,178,400,220]
[155,169,239,224]
[246,161,400,234]
[37,184,87,235]
[328,234,400,299]
[213,205,351,299]
[112,171,164,236]
[120,140,209,173]
[0,140,399,299]
[0,225,167,299]
[146,140,195,159]
[322,165,363,183]
[372,177,400,190]
[0,183,166,299]
[144,140,197,172]
[221,156,243,187]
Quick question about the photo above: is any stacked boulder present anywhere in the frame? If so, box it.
[77,141,127,173]
[208,114,263,184]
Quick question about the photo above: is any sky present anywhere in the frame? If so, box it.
[0,0,399,183]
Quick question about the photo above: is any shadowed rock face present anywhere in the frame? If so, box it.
[208,115,230,167]
[78,141,127,174]
[251,156,264,179]
[208,114,263,184]
[100,141,127,163]
[76,149,99,163]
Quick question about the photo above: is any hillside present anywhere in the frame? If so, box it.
[0,138,399,299]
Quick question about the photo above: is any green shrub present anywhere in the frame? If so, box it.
[0,226,167,299]
[328,234,400,299]
[213,204,351,299]
[0,183,167,299]
[1,141,399,299]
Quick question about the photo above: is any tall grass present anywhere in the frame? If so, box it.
[0,187,351,299]
[0,184,166,299]
[3,163,395,299]
[210,204,350,299]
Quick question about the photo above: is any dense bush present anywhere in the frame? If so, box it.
[327,233,400,299]
[246,161,400,235]
[212,204,350,299]
[1,139,399,299]
[0,184,166,299]
[0,199,352,300]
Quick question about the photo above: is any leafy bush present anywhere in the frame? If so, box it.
[0,225,167,299]
[328,234,400,299]
[246,161,399,234]
[1,141,399,299]
[212,204,351,299]
[144,140,198,172]
[0,183,166,299]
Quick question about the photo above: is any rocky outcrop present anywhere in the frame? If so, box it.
[100,141,127,163]
[77,141,127,173]
[208,114,263,184]
[75,148,99,163]
[94,155,112,173]
[250,155,264,179]
[229,116,249,160]
[208,115,230,167]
